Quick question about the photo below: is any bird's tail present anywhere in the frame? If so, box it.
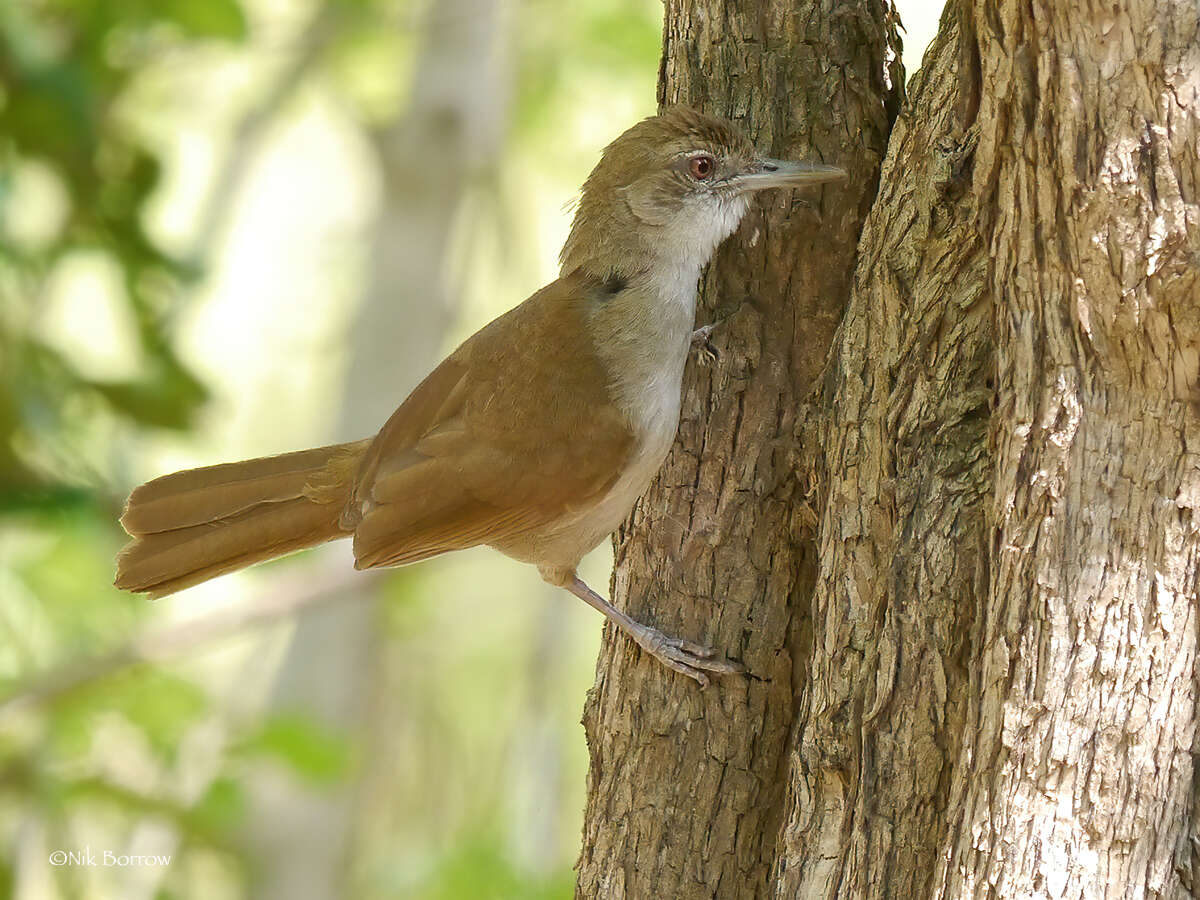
[115,439,370,599]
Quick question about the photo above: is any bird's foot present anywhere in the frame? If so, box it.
[563,575,745,687]
[690,324,720,366]
[629,623,745,688]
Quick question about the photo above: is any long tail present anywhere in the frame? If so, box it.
[115,440,370,599]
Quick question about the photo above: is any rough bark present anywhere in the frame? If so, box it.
[776,0,1200,896]
[775,9,993,896]
[939,1,1200,895]
[580,0,1200,898]
[575,2,901,897]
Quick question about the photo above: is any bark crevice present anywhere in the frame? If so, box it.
[576,2,901,898]
[577,1,1200,897]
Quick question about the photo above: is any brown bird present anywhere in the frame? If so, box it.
[115,107,844,685]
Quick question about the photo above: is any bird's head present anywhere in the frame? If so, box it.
[560,107,845,282]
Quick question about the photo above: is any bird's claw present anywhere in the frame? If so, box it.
[635,626,746,688]
[691,324,720,366]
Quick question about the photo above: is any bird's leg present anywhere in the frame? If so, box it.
[690,323,720,366]
[565,576,744,687]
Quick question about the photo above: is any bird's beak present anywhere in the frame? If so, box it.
[733,158,847,193]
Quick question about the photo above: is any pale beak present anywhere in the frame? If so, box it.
[733,158,847,193]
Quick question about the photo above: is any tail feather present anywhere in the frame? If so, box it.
[121,469,318,535]
[115,440,369,598]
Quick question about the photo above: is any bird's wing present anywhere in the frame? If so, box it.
[347,274,636,570]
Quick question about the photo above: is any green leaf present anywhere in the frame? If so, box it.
[236,713,352,784]
[190,777,246,834]
[89,368,208,430]
[113,671,210,750]
[421,831,575,900]
[154,0,248,40]
[51,669,210,757]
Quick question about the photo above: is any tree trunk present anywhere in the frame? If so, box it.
[576,1,901,897]
[578,0,1200,898]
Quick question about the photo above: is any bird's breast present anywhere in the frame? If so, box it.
[564,316,690,541]
[510,275,696,570]
[622,362,685,466]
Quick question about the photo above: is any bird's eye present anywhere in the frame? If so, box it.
[688,155,715,180]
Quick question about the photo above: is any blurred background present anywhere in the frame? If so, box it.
[0,0,940,897]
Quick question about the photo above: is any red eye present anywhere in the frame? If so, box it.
[689,155,715,180]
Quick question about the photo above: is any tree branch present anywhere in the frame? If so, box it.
[0,566,381,713]
[191,2,343,261]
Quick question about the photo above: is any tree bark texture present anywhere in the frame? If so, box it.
[579,0,1200,898]
[576,1,901,897]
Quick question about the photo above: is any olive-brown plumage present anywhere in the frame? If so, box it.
[115,107,845,685]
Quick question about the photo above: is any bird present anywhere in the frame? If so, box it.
[114,106,845,686]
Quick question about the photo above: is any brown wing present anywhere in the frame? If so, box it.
[347,273,635,570]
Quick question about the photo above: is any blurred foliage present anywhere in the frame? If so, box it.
[0,0,238,498]
[0,0,661,897]
[233,712,352,785]
[411,831,575,900]
[0,0,327,895]
[514,0,661,138]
